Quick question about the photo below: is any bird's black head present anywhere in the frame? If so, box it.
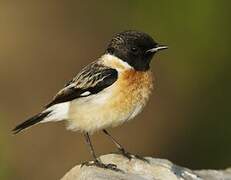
[106,30,167,71]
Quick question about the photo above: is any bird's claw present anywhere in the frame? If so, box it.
[116,148,149,163]
[81,160,122,172]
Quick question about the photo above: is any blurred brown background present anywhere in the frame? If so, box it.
[0,0,230,179]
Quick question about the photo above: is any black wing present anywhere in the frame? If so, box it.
[46,62,118,108]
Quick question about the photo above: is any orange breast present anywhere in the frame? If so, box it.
[108,69,154,122]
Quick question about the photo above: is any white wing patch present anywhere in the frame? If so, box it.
[80,91,91,96]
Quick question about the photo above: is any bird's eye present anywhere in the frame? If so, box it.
[131,47,138,52]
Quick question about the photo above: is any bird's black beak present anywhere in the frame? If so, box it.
[146,45,168,54]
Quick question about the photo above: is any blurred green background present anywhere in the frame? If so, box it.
[0,0,230,179]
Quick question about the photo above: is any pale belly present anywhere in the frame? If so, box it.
[67,70,153,134]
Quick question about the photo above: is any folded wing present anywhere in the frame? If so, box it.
[46,61,118,108]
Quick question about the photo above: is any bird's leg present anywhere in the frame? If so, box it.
[81,132,121,172]
[83,132,98,161]
[102,129,131,159]
[102,129,148,162]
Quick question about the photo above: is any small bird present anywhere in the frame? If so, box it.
[13,30,167,170]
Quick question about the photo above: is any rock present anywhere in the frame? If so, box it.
[61,154,231,180]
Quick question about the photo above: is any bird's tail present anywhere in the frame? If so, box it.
[12,111,52,134]
[13,103,69,134]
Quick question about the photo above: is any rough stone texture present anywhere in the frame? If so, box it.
[61,154,231,180]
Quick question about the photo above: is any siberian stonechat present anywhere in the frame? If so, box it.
[13,30,167,170]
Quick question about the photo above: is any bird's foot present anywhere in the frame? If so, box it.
[116,148,149,163]
[81,160,122,172]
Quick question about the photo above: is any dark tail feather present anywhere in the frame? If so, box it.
[12,111,51,134]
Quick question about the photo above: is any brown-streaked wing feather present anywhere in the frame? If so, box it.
[45,61,118,108]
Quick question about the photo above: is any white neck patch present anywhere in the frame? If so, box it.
[100,54,133,71]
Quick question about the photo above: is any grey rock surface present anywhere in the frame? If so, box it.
[61,154,231,180]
